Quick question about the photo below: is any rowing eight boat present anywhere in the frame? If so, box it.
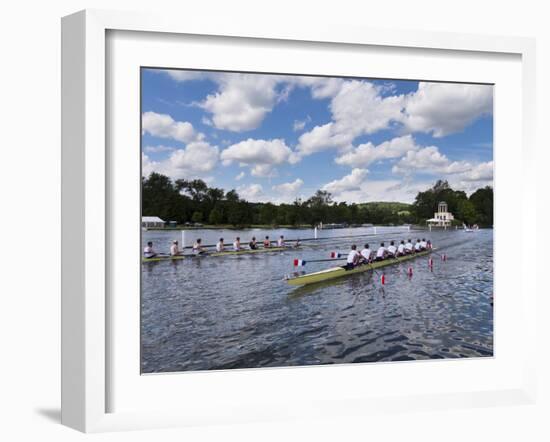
[142,246,297,263]
[286,249,433,286]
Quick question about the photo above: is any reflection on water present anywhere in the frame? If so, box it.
[141,228,493,373]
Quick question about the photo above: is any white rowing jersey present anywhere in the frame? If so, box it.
[277,238,285,247]
[170,244,179,256]
[387,245,397,255]
[420,240,427,248]
[376,246,386,258]
[347,250,360,264]
[233,241,241,251]
[360,248,371,261]
[216,242,224,252]
[144,246,156,258]
[397,244,405,254]
[405,242,413,251]
[414,242,422,251]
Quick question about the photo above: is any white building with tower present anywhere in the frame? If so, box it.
[426,201,454,228]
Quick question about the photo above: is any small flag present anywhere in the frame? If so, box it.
[293,259,306,267]
[381,273,386,285]
[330,252,341,258]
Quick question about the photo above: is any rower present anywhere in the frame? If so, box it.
[192,238,204,255]
[263,236,271,248]
[420,238,427,250]
[360,243,372,263]
[216,238,225,252]
[249,236,257,250]
[387,240,397,258]
[397,240,406,257]
[144,241,157,258]
[277,235,285,247]
[405,239,414,254]
[170,240,182,256]
[295,238,301,248]
[344,244,361,269]
[414,239,422,252]
[375,242,387,261]
[233,237,242,251]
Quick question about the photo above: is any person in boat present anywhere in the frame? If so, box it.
[170,240,182,256]
[360,243,372,263]
[233,237,242,251]
[295,238,301,248]
[193,238,205,255]
[405,239,413,254]
[375,242,387,261]
[277,235,285,247]
[387,240,397,258]
[397,240,406,257]
[216,238,225,252]
[144,241,157,258]
[420,238,427,250]
[414,239,422,252]
[344,244,361,269]
[426,239,432,249]
[249,236,257,250]
[263,236,271,248]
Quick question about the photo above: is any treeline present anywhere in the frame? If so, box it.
[142,173,492,227]
[412,180,493,226]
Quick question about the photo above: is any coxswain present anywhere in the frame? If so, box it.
[345,244,361,269]
[216,238,225,252]
[192,238,204,255]
[144,241,157,258]
[387,240,397,258]
[249,236,257,250]
[360,243,372,263]
[170,240,182,256]
[263,236,271,248]
[405,239,414,254]
[277,235,285,247]
[426,239,432,249]
[233,237,242,251]
[414,239,422,252]
[397,240,406,257]
[375,242,387,261]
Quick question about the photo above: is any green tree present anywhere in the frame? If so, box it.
[191,211,203,223]
[208,206,223,225]
[469,186,493,226]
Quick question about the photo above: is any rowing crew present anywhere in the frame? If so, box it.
[143,235,301,258]
[345,238,431,268]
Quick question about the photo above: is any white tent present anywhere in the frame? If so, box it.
[142,216,165,228]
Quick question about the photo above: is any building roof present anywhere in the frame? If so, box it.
[142,216,165,223]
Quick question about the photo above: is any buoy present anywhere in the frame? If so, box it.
[381,273,386,285]
[441,254,447,262]
[407,267,413,278]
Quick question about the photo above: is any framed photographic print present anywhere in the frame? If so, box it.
[61,9,537,432]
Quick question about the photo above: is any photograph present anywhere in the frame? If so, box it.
[140,68,494,373]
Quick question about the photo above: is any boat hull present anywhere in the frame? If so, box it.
[286,249,433,286]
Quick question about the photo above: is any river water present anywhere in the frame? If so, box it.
[141,227,493,373]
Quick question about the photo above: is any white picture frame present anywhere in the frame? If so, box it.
[61,9,537,433]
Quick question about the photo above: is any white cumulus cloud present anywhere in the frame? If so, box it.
[142,111,203,143]
[335,135,419,167]
[322,168,369,195]
[272,178,304,195]
[402,82,493,137]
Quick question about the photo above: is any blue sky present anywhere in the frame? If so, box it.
[141,68,493,203]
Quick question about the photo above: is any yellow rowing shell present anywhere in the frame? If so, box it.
[142,246,297,263]
[286,249,433,286]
